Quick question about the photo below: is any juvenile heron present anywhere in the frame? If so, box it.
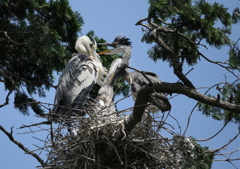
[122,69,171,112]
[89,36,132,124]
[98,36,171,113]
[53,35,107,116]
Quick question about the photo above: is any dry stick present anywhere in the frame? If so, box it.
[213,158,240,162]
[212,132,240,153]
[49,109,55,148]
[151,16,238,80]
[226,160,238,169]
[176,68,194,83]
[183,82,225,136]
[0,90,11,108]
[196,122,229,142]
[199,52,240,80]
[0,125,46,167]
[15,101,84,115]
[1,31,27,45]
[136,17,239,88]
[168,114,182,134]
[126,64,153,86]
[216,148,240,156]
[0,64,57,89]
[18,121,50,129]
[148,19,195,88]
[126,64,171,111]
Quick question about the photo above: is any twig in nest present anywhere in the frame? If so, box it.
[18,121,50,129]
[120,122,126,141]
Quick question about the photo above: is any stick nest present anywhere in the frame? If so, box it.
[39,110,209,169]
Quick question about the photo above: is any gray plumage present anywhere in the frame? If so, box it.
[122,69,171,112]
[53,35,107,116]
[98,35,171,113]
[87,36,133,125]
[122,70,160,101]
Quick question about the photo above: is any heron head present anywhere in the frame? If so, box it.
[98,35,132,55]
[75,35,97,57]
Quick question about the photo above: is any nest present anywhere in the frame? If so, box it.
[39,108,200,169]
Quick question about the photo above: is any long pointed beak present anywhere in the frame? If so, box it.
[97,43,115,47]
[98,49,111,55]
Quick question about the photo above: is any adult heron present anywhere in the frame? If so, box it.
[98,36,171,113]
[53,35,107,116]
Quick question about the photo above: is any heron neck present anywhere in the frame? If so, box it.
[122,46,132,64]
[121,68,131,83]
[94,55,107,86]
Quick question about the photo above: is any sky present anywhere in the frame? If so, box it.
[0,0,240,168]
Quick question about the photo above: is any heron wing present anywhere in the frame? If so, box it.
[132,71,161,87]
[53,55,99,115]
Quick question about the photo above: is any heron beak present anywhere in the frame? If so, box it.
[98,50,111,55]
[97,43,116,47]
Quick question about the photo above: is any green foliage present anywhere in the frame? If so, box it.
[142,0,240,123]
[14,92,45,116]
[0,0,83,115]
[197,98,224,121]
[173,135,214,169]
[229,42,240,70]
[144,0,234,67]
[198,86,240,123]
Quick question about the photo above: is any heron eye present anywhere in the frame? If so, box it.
[89,43,94,49]
[113,42,118,48]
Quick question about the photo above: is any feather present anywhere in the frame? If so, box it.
[53,55,99,115]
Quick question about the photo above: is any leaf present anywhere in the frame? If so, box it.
[42,25,50,35]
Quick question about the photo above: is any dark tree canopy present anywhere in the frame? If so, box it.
[0,0,128,116]
[0,0,83,115]
[1,1,240,169]
[138,0,240,123]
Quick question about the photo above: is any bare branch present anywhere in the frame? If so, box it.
[213,158,240,161]
[199,52,240,80]
[183,82,225,135]
[196,122,229,141]
[0,125,46,167]
[212,133,240,153]
[216,148,240,156]
[148,82,240,113]
[0,64,57,89]
[18,121,51,129]
[135,17,148,26]
[0,90,11,108]
[0,31,27,45]
[136,18,196,89]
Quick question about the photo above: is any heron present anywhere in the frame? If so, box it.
[121,69,171,112]
[85,35,133,126]
[53,35,107,117]
[98,36,171,113]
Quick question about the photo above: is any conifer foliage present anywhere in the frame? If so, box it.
[0,0,83,115]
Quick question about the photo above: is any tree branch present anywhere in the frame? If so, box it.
[0,64,57,89]
[196,122,229,141]
[18,121,51,129]
[141,82,240,113]
[0,31,27,45]
[0,125,46,167]
[0,90,11,108]
[136,18,196,89]
[212,132,240,153]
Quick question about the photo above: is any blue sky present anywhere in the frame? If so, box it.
[0,0,239,168]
